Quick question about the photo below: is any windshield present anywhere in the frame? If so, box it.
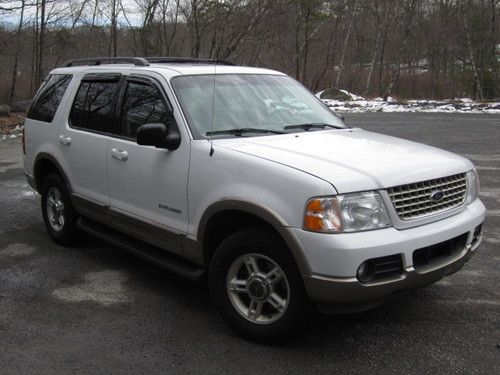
[171,74,345,138]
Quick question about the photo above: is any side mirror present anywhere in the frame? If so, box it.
[136,123,181,151]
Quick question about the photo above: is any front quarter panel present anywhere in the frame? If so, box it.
[188,139,336,239]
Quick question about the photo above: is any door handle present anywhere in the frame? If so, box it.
[59,135,72,146]
[111,148,129,161]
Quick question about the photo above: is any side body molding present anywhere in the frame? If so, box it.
[195,199,312,275]
[32,156,312,276]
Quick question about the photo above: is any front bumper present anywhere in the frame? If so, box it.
[295,199,485,310]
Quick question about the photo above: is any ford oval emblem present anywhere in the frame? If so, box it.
[430,190,444,202]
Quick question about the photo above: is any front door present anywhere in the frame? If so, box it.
[107,75,189,254]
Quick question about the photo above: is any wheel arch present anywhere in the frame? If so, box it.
[33,153,72,194]
[198,200,311,275]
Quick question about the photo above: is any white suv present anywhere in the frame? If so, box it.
[23,57,485,342]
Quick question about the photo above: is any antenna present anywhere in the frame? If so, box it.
[209,0,220,157]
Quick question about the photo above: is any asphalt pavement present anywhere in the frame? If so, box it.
[0,112,498,374]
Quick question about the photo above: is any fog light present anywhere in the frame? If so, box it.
[356,261,373,283]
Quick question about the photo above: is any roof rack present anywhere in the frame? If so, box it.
[62,56,235,68]
[146,57,234,66]
[63,57,150,67]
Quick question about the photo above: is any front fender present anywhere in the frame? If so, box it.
[197,199,312,275]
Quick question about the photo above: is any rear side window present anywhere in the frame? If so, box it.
[69,78,121,134]
[121,82,170,138]
[27,74,72,122]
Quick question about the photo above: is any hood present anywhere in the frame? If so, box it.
[215,128,473,193]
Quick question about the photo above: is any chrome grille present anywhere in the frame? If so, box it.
[387,173,467,220]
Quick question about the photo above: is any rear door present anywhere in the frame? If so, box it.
[61,73,122,206]
[107,74,190,254]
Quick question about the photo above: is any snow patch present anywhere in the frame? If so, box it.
[455,98,474,103]
[1,124,24,142]
[18,189,36,199]
[339,89,365,101]
[318,91,500,114]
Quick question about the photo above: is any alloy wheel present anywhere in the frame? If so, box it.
[226,253,290,325]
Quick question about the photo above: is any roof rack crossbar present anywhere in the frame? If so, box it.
[64,57,150,67]
[146,57,234,66]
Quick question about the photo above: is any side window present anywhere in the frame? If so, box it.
[69,78,121,134]
[121,82,170,139]
[70,81,90,128]
[27,74,72,122]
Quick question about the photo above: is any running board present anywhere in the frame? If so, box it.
[77,218,205,281]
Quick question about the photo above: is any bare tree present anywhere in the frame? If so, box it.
[461,2,483,100]
[109,0,118,56]
[179,0,207,58]
[10,0,26,103]
[383,0,417,101]
[363,0,386,95]
[335,0,356,88]
[0,0,498,102]
[31,0,48,89]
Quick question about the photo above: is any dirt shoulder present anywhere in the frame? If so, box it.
[0,113,25,136]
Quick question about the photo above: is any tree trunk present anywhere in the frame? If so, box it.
[491,0,497,96]
[189,0,202,58]
[294,10,301,80]
[10,0,25,104]
[364,29,380,96]
[383,0,416,101]
[36,0,46,89]
[141,0,160,55]
[110,0,118,57]
[461,3,483,100]
[30,0,39,95]
[377,20,388,97]
[335,0,356,89]
[302,21,309,84]
[119,0,139,55]
[311,6,343,92]
[71,0,90,29]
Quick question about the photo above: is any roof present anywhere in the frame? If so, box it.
[50,57,284,79]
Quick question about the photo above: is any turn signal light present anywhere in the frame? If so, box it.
[303,198,342,233]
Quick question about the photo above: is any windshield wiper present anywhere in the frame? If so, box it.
[284,122,344,131]
[206,128,285,136]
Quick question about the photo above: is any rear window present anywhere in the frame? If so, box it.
[27,74,72,122]
[69,78,121,134]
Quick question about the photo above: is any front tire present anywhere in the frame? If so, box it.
[41,173,78,245]
[209,229,310,343]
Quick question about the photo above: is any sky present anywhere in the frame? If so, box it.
[0,0,145,28]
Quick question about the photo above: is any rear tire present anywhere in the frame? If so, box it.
[41,173,79,245]
[209,229,310,343]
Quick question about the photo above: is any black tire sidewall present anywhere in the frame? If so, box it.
[41,174,78,245]
[209,229,309,343]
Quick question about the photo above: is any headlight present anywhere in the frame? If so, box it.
[303,191,391,233]
[466,169,479,204]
